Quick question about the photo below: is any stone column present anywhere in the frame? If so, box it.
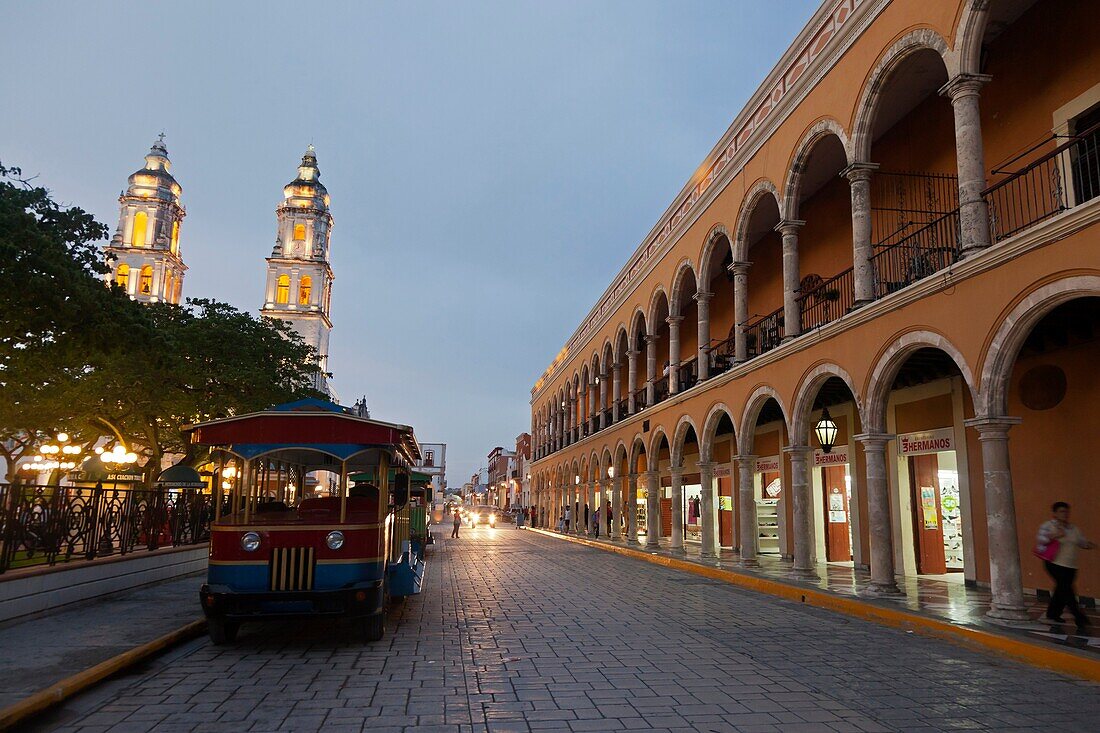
[730,261,751,362]
[644,470,661,548]
[627,351,638,413]
[576,482,585,536]
[785,446,815,578]
[598,374,607,429]
[941,74,993,258]
[776,220,805,340]
[611,363,621,422]
[645,335,657,406]
[698,462,718,558]
[695,291,713,381]
[670,466,685,553]
[667,316,683,395]
[854,434,900,595]
[588,380,597,434]
[843,162,879,306]
[611,474,623,541]
[626,474,639,544]
[736,455,758,567]
[587,481,597,536]
[965,416,1029,621]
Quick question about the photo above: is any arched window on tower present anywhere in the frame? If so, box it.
[115,264,130,291]
[170,220,180,254]
[298,275,312,305]
[132,211,148,247]
[293,223,306,241]
[139,265,153,295]
[276,274,290,304]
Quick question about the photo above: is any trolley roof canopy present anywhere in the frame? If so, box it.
[184,398,421,472]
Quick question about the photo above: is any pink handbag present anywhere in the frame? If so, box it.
[1033,539,1060,562]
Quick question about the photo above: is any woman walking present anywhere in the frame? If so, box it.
[451,509,462,539]
[1037,502,1095,627]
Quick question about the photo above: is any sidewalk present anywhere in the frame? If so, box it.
[0,573,204,710]
[533,528,1100,666]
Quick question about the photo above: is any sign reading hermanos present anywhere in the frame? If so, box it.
[897,428,955,457]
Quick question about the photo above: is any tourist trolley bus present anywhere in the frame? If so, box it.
[185,398,427,644]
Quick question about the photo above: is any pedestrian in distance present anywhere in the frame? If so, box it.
[593,504,600,538]
[564,506,571,532]
[1036,501,1095,628]
[451,510,461,539]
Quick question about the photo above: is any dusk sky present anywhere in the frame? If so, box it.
[3,0,818,485]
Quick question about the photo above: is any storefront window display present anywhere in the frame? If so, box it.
[683,483,702,542]
[899,428,964,574]
[755,456,781,556]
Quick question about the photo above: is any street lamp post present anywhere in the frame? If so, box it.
[96,445,139,555]
[22,432,83,485]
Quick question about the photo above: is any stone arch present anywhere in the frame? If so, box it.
[647,286,670,335]
[782,117,852,219]
[979,274,1100,418]
[628,309,648,352]
[669,259,700,317]
[738,384,790,453]
[953,0,990,77]
[648,425,671,463]
[698,223,735,286]
[789,362,865,444]
[733,178,783,262]
[613,324,630,364]
[850,28,952,162]
[628,434,648,474]
[612,440,629,475]
[700,402,737,463]
[671,414,701,467]
[864,329,978,432]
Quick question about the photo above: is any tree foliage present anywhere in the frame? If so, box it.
[0,163,324,482]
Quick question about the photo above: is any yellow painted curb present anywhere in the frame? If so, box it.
[532,528,1100,682]
[0,619,207,732]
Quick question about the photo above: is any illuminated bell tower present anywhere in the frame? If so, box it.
[105,134,187,304]
[260,145,334,394]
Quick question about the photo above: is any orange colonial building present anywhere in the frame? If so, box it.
[528,0,1100,621]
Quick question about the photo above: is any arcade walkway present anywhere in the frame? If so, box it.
[37,528,1100,732]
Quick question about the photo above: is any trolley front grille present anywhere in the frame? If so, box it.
[269,547,315,591]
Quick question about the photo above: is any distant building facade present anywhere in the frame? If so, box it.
[414,442,447,512]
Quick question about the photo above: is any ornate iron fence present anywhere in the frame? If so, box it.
[986,119,1100,242]
[871,171,959,250]
[871,210,960,298]
[0,484,212,574]
[745,308,784,359]
[798,266,855,332]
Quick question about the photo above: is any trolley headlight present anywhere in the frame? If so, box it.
[240,532,261,552]
[489,514,497,527]
[326,530,345,550]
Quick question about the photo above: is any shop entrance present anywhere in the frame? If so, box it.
[822,464,852,561]
[755,456,781,556]
[683,483,702,543]
[900,430,964,575]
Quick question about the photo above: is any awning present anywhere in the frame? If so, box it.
[155,464,205,489]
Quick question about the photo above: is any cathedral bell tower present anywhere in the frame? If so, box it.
[105,134,187,304]
[260,145,334,394]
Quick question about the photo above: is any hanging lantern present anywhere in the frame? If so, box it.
[815,407,838,454]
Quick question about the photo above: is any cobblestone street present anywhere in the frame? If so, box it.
[46,529,1100,732]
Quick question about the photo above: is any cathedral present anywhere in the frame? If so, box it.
[259,145,335,395]
[104,134,186,304]
[104,138,336,395]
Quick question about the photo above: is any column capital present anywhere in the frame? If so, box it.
[733,454,758,463]
[939,72,992,102]
[693,290,714,303]
[963,416,1022,437]
[728,260,753,276]
[854,432,895,449]
[644,334,660,346]
[841,161,880,182]
[783,445,812,459]
[644,469,660,479]
[695,461,716,471]
[774,219,806,235]
[669,465,684,478]
[666,315,684,326]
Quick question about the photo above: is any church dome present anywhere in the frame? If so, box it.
[282,144,329,209]
[126,135,182,199]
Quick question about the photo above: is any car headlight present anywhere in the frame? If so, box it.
[326,531,345,550]
[240,532,261,552]
[489,514,496,526]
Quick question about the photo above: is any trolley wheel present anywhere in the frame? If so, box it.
[364,612,385,642]
[208,618,239,645]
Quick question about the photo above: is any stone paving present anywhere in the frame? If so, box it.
[41,528,1100,732]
